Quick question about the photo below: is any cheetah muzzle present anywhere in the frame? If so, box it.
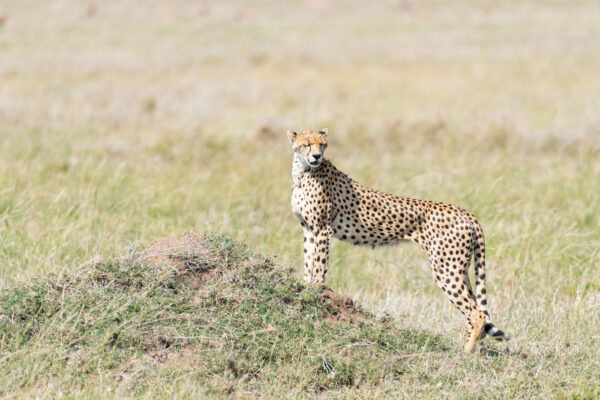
[287,128,509,353]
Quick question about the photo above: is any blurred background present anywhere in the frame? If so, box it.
[0,0,599,351]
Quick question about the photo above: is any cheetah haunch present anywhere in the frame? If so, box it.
[288,128,509,353]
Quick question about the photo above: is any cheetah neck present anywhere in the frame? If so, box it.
[291,152,312,187]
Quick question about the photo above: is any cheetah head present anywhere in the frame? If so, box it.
[287,128,328,169]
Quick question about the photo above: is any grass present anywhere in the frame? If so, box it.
[1,0,600,398]
[1,234,596,399]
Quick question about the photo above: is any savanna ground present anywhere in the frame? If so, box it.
[1,0,599,398]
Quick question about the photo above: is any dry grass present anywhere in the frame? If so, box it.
[1,0,599,398]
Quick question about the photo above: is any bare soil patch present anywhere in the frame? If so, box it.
[321,284,364,323]
[124,234,218,286]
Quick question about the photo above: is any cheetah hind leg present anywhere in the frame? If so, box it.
[428,256,485,353]
[464,309,485,354]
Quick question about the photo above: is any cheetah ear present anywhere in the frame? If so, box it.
[287,130,298,144]
[319,128,328,135]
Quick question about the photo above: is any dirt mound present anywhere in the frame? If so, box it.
[321,285,364,322]
[125,234,364,322]
[6,232,450,398]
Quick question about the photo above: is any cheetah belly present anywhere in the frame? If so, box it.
[331,211,408,248]
[331,212,374,245]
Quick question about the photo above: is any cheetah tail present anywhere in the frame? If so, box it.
[472,219,510,342]
[484,322,510,341]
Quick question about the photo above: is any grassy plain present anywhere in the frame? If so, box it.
[1,0,599,398]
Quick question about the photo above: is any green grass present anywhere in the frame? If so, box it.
[1,0,600,397]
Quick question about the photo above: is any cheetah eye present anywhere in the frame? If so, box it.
[321,143,327,149]
[304,144,310,148]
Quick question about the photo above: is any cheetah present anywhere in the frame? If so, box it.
[288,128,509,353]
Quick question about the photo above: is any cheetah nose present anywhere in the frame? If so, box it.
[313,154,321,160]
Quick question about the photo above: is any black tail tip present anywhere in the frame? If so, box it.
[493,329,510,341]
[484,323,510,341]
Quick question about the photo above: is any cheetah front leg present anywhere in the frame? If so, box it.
[302,226,333,285]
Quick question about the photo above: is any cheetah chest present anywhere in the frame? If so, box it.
[291,185,305,221]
